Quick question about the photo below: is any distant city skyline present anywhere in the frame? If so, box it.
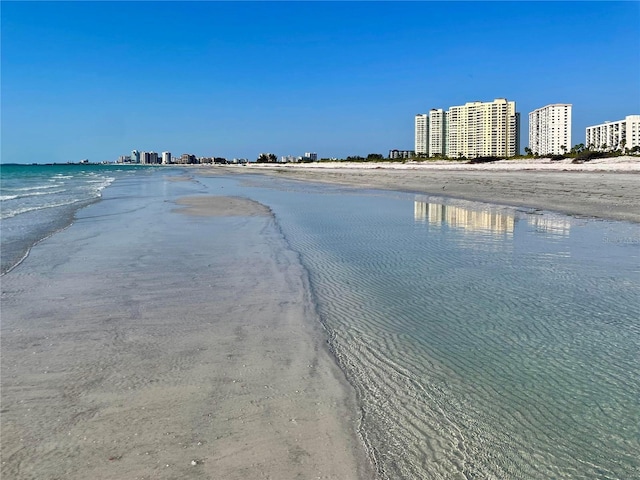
[2,1,639,164]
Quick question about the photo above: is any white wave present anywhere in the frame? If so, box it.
[1,198,84,220]
[12,184,62,192]
[1,189,67,201]
[86,176,115,194]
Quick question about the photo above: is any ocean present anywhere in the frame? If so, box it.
[0,164,158,274]
[2,165,639,479]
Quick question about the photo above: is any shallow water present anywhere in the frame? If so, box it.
[205,173,640,479]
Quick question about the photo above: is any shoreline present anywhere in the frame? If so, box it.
[220,157,640,223]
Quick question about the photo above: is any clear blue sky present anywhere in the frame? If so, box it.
[2,1,639,163]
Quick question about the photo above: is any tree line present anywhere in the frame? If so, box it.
[255,144,639,164]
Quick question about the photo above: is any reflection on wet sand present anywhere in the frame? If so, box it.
[414,199,515,236]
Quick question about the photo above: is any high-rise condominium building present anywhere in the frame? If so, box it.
[162,151,171,164]
[447,99,519,158]
[585,115,640,152]
[428,109,446,157]
[415,114,429,155]
[529,104,572,155]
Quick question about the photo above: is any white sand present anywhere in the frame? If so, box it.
[244,155,640,172]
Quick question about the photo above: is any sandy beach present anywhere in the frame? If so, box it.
[234,156,640,223]
[1,177,374,479]
[2,159,638,479]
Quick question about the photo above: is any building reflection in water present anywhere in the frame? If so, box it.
[414,199,515,236]
[526,215,571,237]
[415,198,572,241]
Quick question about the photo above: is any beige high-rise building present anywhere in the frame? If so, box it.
[446,99,520,158]
[585,115,640,152]
[428,109,446,157]
[529,104,572,156]
[415,114,429,155]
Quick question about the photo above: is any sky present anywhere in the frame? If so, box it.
[2,1,639,163]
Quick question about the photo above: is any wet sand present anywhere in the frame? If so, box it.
[1,177,374,479]
[233,157,640,223]
[173,196,271,217]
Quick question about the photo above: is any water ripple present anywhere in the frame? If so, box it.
[273,191,640,480]
[214,176,640,479]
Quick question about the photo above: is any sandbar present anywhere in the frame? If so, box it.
[174,195,271,217]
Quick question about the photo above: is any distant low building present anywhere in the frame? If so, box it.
[179,153,197,164]
[389,149,414,159]
[586,115,640,152]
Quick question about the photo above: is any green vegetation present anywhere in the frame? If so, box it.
[467,156,502,164]
[571,150,609,163]
[334,154,406,163]
[256,153,277,163]
[517,142,639,162]
[309,144,640,165]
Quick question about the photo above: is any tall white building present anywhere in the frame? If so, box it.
[585,115,640,152]
[428,109,446,157]
[446,99,519,158]
[529,104,572,155]
[415,114,429,155]
[162,151,171,164]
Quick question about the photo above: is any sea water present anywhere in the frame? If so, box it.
[207,173,640,480]
[0,164,159,274]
